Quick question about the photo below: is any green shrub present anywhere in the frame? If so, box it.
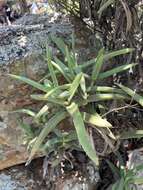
[10,35,137,165]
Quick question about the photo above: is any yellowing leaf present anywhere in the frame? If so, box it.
[82,112,112,128]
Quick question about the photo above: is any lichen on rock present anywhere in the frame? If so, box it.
[0,13,73,170]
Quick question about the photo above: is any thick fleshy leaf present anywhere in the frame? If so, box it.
[43,79,52,88]
[119,130,143,139]
[66,102,99,165]
[58,91,70,99]
[87,93,129,103]
[82,112,112,128]
[116,178,124,190]
[35,105,49,120]
[13,109,36,117]
[78,58,97,71]
[53,57,71,82]
[92,49,104,82]
[64,131,78,143]
[131,177,143,185]
[135,163,143,172]
[98,63,137,79]
[80,48,134,71]
[80,74,87,99]
[111,181,120,190]
[91,86,124,94]
[44,84,70,99]
[31,94,67,105]
[46,47,58,86]
[117,83,143,106]
[27,111,67,164]
[43,137,62,153]
[65,46,75,77]
[104,48,134,60]
[68,73,83,102]
[9,74,49,92]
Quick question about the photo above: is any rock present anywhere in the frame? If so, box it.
[0,13,73,170]
[0,14,72,66]
[55,163,99,190]
[0,173,26,190]
[0,158,100,190]
[56,178,90,190]
[0,162,42,190]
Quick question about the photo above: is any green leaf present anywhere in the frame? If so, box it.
[53,57,71,82]
[43,137,62,152]
[82,112,112,128]
[131,177,143,185]
[54,57,68,71]
[43,79,52,88]
[64,131,77,142]
[106,160,120,178]
[66,102,99,165]
[106,127,116,140]
[117,83,143,106]
[9,74,49,92]
[91,86,124,94]
[58,91,70,99]
[68,73,83,102]
[79,48,133,71]
[104,48,134,60]
[87,93,129,103]
[65,46,75,77]
[35,105,49,120]
[46,47,58,87]
[31,94,67,105]
[27,111,67,164]
[44,84,70,99]
[71,33,77,65]
[119,130,143,139]
[80,74,87,99]
[78,58,97,71]
[112,181,120,190]
[18,120,34,137]
[98,63,137,79]
[92,49,104,82]
[116,178,125,190]
[13,109,36,117]
[135,163,143,172]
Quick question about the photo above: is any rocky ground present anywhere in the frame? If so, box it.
[0,9,101,190]
[0,12,73,170]
[0,2,143,190]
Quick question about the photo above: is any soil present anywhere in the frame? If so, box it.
[0,151,99,190]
